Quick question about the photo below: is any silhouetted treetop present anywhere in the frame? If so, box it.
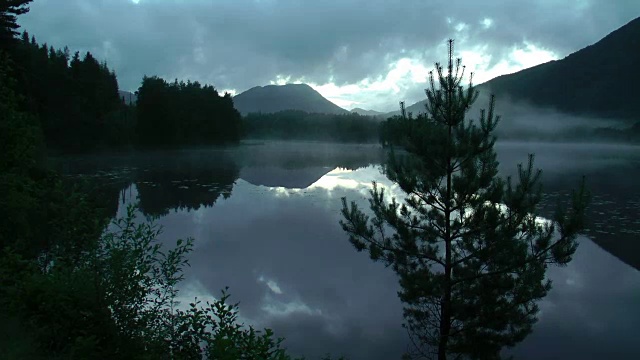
[136,75,242,148]
[0,0,32,47]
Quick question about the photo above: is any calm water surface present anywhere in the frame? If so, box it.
[55,141,640,360]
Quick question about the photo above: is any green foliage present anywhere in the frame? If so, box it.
[7,32,127,152]
[243,110,381,142]
[136,76,242,148]
[0,50,42,171]
[341,40,590,360]
[1,48,314,357]
[0,52,104,256]
[0,0,32,46]
[378,105,422,147]
[0,6,342,359]
[5,12,240,153]
[0,205,321,359]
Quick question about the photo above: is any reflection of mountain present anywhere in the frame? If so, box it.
[235,142,385,188]
[240,166,332,189]
[135,153,239,216]
[492,143,640,271]
[56,143,639,272]
[536,162,640,271]
[56,143,384,217]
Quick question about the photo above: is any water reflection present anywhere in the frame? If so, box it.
[156,163,640,360]
[54,141,640,360]
[55,142,385,217]
[496,142,640,270]
[150,166,408,360]
[509,238,640,359]
[135,153,238,216]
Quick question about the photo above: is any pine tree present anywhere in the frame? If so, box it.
[0,0,32,47]
[340,40,589,360]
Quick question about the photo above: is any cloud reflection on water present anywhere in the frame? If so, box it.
[137,163,640,360]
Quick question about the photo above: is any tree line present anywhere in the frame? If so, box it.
[243,110,382,143]
[3,0,392,153]
[7,27,380,152]
[2,1,592,359]
[7,31,125,152]
[136,76,242,147]
[3,24,243,152]
[1,2,338,359]
[0,53,316,355]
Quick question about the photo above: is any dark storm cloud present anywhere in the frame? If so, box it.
[18,0,640,108]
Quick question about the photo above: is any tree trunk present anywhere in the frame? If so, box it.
[438,45,455,360]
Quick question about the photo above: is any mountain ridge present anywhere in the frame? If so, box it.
[389,16,640,121]
[233,83,348,115]
[350,108,386,117]
[118,90,137,105]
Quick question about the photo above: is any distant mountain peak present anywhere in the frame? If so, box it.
[233,83,348,115]
[118,90,137,105]
[480,15,640,120]
[350,107,385,117]
[393,16,640,121]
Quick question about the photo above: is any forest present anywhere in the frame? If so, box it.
[4,30,243,153]
[0,1,596,359]
[0,1,325,358]
[6,28,379,153]
[242,110,382,143]
[136,76,242,147]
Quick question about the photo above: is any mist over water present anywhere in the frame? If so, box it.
[469,91,630,141]
[55,140,640,360]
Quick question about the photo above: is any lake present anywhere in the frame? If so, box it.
[53,141,640,359]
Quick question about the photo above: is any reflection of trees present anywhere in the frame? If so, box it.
[91,178,132,219]
[538,164,640,271]
[56,145,640,273]
[59,144,381,218]
[59,168,134,221]
[135,153,239,217]
[55,151,240,218]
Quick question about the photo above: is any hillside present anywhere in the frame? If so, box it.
[118,90,137,105]
[350,107,385,117]
[394,16,640,122]
[233,83,348,115]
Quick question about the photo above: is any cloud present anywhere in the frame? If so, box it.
[18,0,640,110]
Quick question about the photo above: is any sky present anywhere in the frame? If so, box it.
[18,0,640,111]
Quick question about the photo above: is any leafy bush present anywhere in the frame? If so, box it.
[1,205,346,359]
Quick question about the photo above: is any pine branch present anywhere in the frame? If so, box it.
[450,232,572,287]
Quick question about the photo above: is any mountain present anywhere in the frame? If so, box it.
[233,83,348,115]
[396,16,640,122]
[118,90,137,105]
[383,99,428,118]
[350,108,385,117]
